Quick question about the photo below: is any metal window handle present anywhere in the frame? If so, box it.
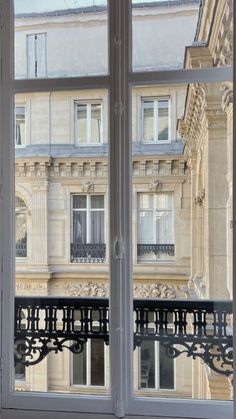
[114,236,124,260]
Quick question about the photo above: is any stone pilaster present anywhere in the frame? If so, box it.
[31,180,49,269]
[204,89,229,299]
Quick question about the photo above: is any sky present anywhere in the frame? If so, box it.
[14,0,163,14]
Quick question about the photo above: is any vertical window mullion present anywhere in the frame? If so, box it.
[87,196,91,243]
[154,100,158,142]
[109,0,132,417]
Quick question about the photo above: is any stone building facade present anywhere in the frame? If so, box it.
[14,0,232,400]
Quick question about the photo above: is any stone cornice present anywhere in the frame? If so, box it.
[15,157,189,179]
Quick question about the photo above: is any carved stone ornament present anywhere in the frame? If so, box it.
[195,189,205,206]
[66,282,108,297]
[148,180,162,192]
[53,282,188,299]
[133,284,188,299]
[81,182,95,194]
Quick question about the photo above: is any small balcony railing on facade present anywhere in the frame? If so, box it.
[16,242,27,258]
[137,244,175,261]
[15,297,233,377]
[70,243,106,263]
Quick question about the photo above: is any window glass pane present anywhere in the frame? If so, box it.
[15,90,109,396]
[159,342,174,390]
[132,81,233,400]
[143,101,154,142]
[140,341,155,389]
[139,194,153,210]
[158,101,169,141]
[91,212,104,243]
[76,105,87,144]
[15,106,26,146]
[138,211,154,244]
[91,195,104,209]
[73,347,87,385]
[91,104,102,144]
[14,1,108,79]
[91,340,105,386]
[132,1,232,72]
[73,211,86,243]
[73,195,86,209]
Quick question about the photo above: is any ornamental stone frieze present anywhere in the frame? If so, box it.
[50,282,189,299]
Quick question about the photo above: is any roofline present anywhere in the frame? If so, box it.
[15,0,200,19]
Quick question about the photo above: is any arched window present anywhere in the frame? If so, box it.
[15,196,27,258]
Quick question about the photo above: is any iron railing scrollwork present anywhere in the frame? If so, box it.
[16,242,27,258]
[71,243,106,263]
[15,297,233,376]
[137,244,175,257]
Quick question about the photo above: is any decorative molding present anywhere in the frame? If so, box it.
[148,180,162,192]
[81,181,95,194]
[133,284,188,299]
[195,189,205,206]
[221,82,233,112]
[50,282,189,299]
[66,282,108,297]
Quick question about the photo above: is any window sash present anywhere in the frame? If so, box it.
[72,195,105,244]
[142,98,170,143]
[75,102,103,145]
[15,105,26,146]
[0,0,233,418]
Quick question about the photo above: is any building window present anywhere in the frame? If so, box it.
[71,195,105,262]
[75,102,102,145]
[137,193,174,262]
[27,33,46,78]
[72,339,105,387]
[139,340,174,390]
[142,98,170,143]
[15,106,26,147]
[15,196,27,258]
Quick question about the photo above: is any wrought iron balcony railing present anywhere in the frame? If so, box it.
[15,297,233,377]
[71,243,106,263]
[16,242,27,258]
[137,244,175,258]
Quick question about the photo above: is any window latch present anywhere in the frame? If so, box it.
[114,236,125,260]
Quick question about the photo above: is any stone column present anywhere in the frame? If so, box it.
[221,82,233,299]
[204,87,229,299]
[31,180,49,270]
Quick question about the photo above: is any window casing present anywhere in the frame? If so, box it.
[75,101,103,145]
[142,98,170,143]
[1,1,233,418]
[15,106,26,147]
[27,33,47,78]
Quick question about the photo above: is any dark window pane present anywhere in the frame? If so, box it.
[91,339,105,386]
[140,341,155,389]
[73,347,87,385]
[159,342,174,390]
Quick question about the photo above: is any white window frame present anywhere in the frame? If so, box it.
[71,338,108,389]
[0,1,233,419]
[71,194,105,244]
[141,97,171,144]
[74,100,103,145]
[14,104,26,147]
[138,339,176,392]
[137,193,174,262]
